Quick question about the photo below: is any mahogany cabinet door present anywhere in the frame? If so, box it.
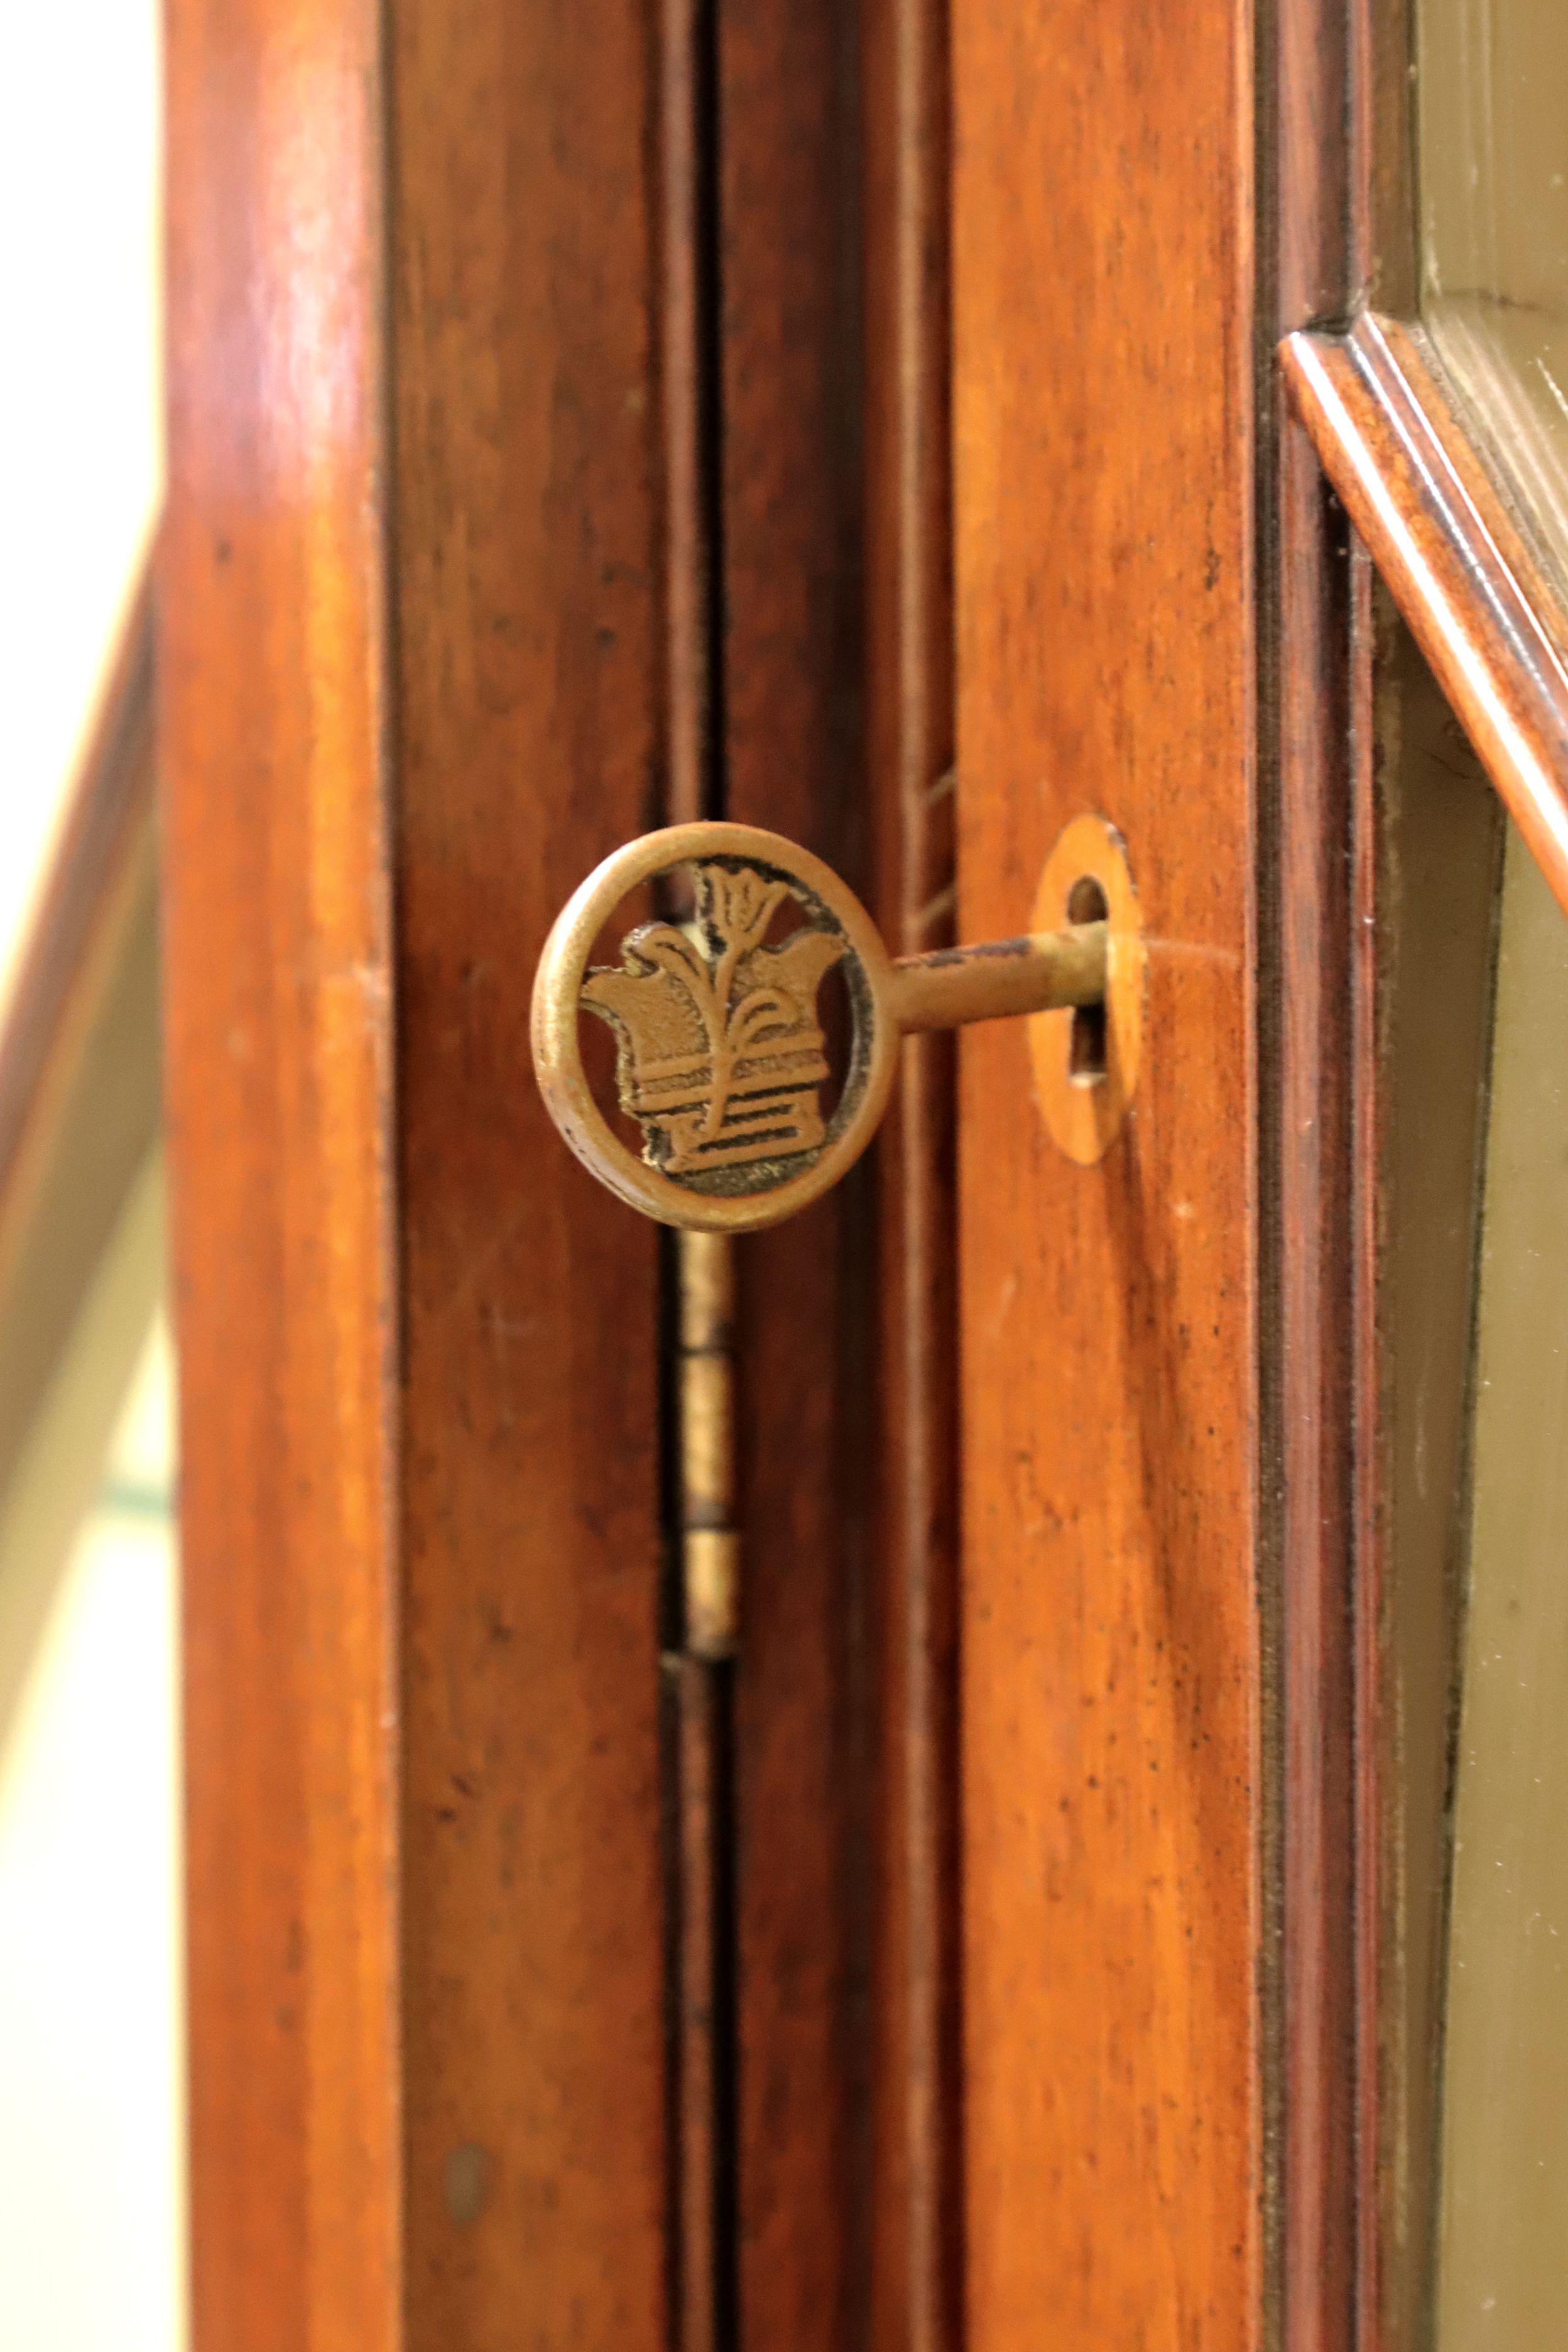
[160,0,1379,2343]
[952,5,1265,2346]
[165,3,667,2346]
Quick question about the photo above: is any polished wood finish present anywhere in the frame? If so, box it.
[1270,8,1430,2341]
[161,1,1458,2341]
[1283,312,1568,919]
[1274,292,1368,2352]
[862,0,961,2336]
[388,1,668,2341]
[717,4,871,2338]
[0,567,158,1505]
[952,4,1261,2346]
[162,3,403,2339]
[1271,5,1380,2342]
[166,0,672,2342]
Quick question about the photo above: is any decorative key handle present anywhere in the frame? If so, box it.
[531,818,1143,1232]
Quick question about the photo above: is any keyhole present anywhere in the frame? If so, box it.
[1065,875,1109,1082]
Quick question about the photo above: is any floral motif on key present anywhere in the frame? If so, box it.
[581,863,846,1180]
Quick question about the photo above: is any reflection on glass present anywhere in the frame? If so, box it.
[1412,3,1568,2339]
[0,1165,184,2351]
[1379,634,1503,2352]
[0,0,163,1001]
[1420,0,1568,568]
[1435,834,1568,2344]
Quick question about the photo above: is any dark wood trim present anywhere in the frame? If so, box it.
[1273,423,1365,2352]
[1283,312,1568,920]
[863,0,961,2346]
[0,562,158,1508]
[1270,5,1380,2344]
[715,8,872,2343]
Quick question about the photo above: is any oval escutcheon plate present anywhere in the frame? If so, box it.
[531,823,899,1232]
[1028,812,1145,1165]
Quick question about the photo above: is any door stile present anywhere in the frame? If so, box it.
[1271,4,1416,2341]
[161,6,1426,2349]
[167,0,680,2343]
[388,2,672,2343]
[163,4,405,2346]
[952,0,1263,2342]
[1271,0,1369,2341]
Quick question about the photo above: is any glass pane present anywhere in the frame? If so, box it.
[1420,0,1568,569]
[1378,665,1568,2349]
[0,4,175,2344]
[1397,19,1568,2342]
[0,0,163,996]
[0,1164,183,2350]
[1378,630,1503,2352]
[1434,833,1568,2344]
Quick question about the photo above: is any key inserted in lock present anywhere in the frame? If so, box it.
[531,817,1143,1231]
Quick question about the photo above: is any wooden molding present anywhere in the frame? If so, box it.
[163,0,406,2338]
[1271,6,1384,2334]
[862,0,962,2341]
[1282,310,1568,918]
[0,560,159,1505]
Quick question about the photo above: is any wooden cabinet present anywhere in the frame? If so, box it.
[158,0,1568,2345]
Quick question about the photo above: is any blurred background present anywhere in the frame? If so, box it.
[0,4,182,2346]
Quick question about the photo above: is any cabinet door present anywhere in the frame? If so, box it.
[170,0,1568,2348]
[950,5,1263,2341]
[162,0,1266,2343]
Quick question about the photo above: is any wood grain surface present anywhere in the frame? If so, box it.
[1283,312,1568,919]
[1273,278,1368,2352]
[166,0,672,2343]
[863,0,961,2342]
[717,5,872,2344]
[388,1,668,2343]
[162,4,404,2343]
[154,5,1476,2344]
[952,1,1263,2343]
[1271,4,1376,2342]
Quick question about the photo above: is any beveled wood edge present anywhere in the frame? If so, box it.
[1282,311,1568,918]
[0,555,160,1500]
[1270,6,1386,2339]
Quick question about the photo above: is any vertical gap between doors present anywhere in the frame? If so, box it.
[657,0,738,2344]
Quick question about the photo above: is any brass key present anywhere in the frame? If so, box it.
[531,816,1143,1232]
